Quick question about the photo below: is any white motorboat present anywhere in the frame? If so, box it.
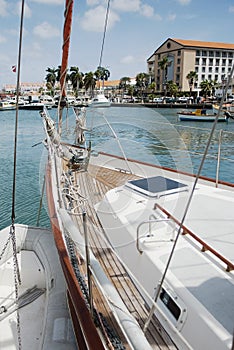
[0,100,16,111]
[89,92,111,107]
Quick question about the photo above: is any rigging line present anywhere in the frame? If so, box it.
[144,64,234,332]
[11,0,25,224]
[98,0,111,68]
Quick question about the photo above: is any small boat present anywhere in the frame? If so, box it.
[39,95,55,108]
[0,224,76,349]
[41,1,234,349]
[89,92,111,107]
[0,100,16,111]
[177,108,227,122]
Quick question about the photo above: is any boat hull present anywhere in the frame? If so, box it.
[178,113,226,121]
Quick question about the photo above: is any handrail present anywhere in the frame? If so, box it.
[136,218,170,254]
[154,203,234,272]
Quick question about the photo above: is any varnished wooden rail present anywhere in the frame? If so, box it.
[154,203,234,272]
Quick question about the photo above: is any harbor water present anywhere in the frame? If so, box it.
[0,106,234,230]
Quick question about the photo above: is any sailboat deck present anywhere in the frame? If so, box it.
[64,162,177,349]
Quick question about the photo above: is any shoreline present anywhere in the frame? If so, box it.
[111,102,213,109]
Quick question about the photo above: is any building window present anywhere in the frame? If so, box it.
[176,74,180,81]
[202,67,206,72]
[215,51,220,57]
[195,67,198,72]
[177,58,181,64]
[158,54,161,59]
[209,58,213,66]
[202,50,207,56]
[195,58,200,65]
[222,59,226,66]
[215,74,218,80]
[208,51,214,57]
[177,67,180,72]
[208,74,212,80]
[222,51,227,57]
[202,58,206,65]
[177,50,181,56]
[201,74,205,80]
[209,67,212,72]
[216,59,220,66]
[215,67,219,73]
[222,67,225,73]
[196,50,200,56]
[228,59,233,66]
[228,52,233,58]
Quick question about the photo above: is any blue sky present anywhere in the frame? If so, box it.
[1,0,234,88]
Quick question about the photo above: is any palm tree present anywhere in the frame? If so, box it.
[158,56,170,94]
[83,71,96,96]
[166,80,179,97]
[119,77,131,98]
[95,66,110,89]
[70,66,83,96]
[186,71,198,97]
[45,67,58,95]
[135,72,149,101]
[200,79,213,99]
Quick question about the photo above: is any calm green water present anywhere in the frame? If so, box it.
[1,106,233,230]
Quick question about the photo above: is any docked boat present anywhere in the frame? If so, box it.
[0,224,76,350]
[0,100,16,111]
[41,1,234,349]
[89,92,111,107]
[177,108,227,122]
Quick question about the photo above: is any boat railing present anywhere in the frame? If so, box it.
[154,203,234,272]
[136,216,172,254]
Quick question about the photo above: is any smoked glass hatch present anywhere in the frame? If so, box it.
[126,176,187,197]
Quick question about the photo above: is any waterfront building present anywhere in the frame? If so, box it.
[147,38,234,95]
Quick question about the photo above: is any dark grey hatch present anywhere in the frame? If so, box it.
[126,176,188,197]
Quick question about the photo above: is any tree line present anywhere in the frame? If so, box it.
[44,62,220,100]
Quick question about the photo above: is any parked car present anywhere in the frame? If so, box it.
[164,97,177,103]
[153,97,164,103]
[177,96,193,103]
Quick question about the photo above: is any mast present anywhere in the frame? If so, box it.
[59,0,74,133]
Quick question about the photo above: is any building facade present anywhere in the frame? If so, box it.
[147,38,234,95]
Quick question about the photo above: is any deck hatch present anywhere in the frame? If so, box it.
[126,176,187,197]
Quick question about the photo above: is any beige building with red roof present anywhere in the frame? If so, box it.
[147,38,234,95]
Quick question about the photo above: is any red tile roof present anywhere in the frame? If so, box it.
[172,38,234,50]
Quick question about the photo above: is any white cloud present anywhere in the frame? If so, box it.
[140,4,154,17]
[0,34,6,43]
[229,6,234,13]
[33,22,60,38]
[81,6,120,32]
[112,0,141,12]
[0,0,8,16]
[176,0,191,5]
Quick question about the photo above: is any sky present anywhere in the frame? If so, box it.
[1,0,234,88]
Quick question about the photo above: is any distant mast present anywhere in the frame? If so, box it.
[60,0,73,100]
